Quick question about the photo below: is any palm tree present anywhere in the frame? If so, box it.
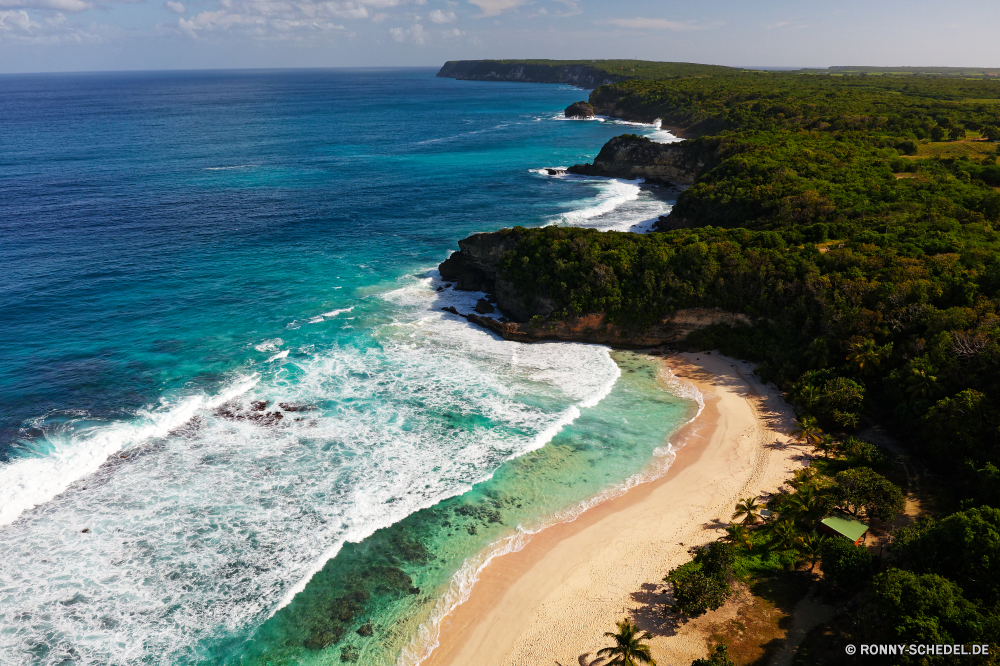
[598,618,656,666]
[786,485,826,525]
[847,339,882,375]
[732,497,762,525]
[803,338,829,369]
[786,467,817,491]
[905,367,939,399]
[722,523,753,551]
[790,416,823,447]
[769,519,800,551]
[812,434,838,460]
[794,532,829,572]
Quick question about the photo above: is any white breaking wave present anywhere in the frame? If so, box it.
[535,171,673,233]
[0,374,258,528]
[0,272,620,666]
[254,338,283,352]
[400,360,705,666]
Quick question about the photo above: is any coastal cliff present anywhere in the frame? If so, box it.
[438,228,751,346]
[437,61,626,87]
[566,134,718,186]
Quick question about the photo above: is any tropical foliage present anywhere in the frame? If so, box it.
[539,67,1000,660]
[598,618,657,666]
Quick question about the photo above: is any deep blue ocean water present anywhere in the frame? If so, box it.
[0,68,694,666]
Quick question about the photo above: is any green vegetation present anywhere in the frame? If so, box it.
[692,644,737,666]
[525,66,1000,661]
[439,59,743,83]
[804,66,1000,79]
[599,617,657,666]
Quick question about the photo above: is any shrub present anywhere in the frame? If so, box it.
[834,467,905,523]
[820,537,874,589]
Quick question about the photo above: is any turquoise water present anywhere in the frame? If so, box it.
[0,69,691,665]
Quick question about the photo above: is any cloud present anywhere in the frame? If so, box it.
[610,17,700,31]
[0,8,106,42]
[428,8,453,22]
[548,0,579,17]
[0,0,91,12]
[389,21,423,43]
[175,0,440,39]
[165,0,185,13]
[467,0,523,17]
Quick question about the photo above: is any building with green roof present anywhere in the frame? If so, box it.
[819,512,869,545]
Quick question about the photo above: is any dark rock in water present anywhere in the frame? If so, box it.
[81,528,90,533]
[304,629,341,651]
[444,283,452,288]
[441,306,460,315]
[436,286,444,292]
[643,176,676,188]
[653,213,693,232]
[214,400,285,426]
[340,645,360,662]
[408,586,420,595]
[278,402,316,412]
[474,299,495,314]
[356,623,373,637]
[544,168,567,175]
[564,100,595,118]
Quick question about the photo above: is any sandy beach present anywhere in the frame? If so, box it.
[421,351,810,666]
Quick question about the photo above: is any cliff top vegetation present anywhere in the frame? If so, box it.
[483,68,1000,661]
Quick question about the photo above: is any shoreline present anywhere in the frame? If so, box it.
[419,351,809,666]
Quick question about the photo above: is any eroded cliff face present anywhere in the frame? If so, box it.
[567,134,717,186]
[437,61,625,88]
[466,309,751,346]
[438,230,752,346]
[564,101,595,118]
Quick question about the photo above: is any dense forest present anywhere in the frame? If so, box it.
[494,70,1000,662]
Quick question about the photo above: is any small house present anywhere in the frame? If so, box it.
[819,512,869,545]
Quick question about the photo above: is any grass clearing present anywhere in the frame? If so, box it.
[905,139,999,160]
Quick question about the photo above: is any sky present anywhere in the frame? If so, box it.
[1,0,999,74]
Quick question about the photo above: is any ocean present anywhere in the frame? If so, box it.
[0,68,696,666]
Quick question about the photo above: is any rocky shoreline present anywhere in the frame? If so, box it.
[437,229,750,346]
[433,70,737,347]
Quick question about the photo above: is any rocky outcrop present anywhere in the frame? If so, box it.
[439,230,752,345]
[437,61,626,88]
[564,101,595,118]
[466,309,751,346]
[437,228,523,293]
[567,134,716,185]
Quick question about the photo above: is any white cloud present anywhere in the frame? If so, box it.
[174,0,437,39]
[549,0,579,17]
[467,0,522,17]
[0,8,107,42]
[610,17,700,31]
[428,8,453,22]
[389,20,423,42]
[0,0,91,12]
[165,0,185,13]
